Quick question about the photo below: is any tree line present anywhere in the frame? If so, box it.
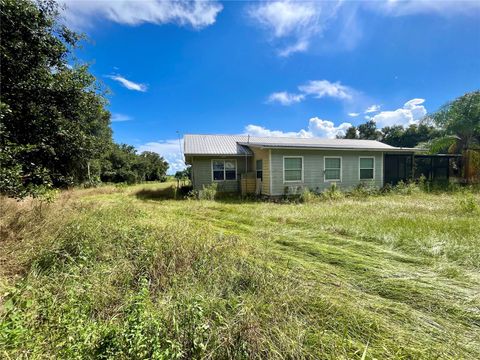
[340,90,479,154]
[0,0,168,198]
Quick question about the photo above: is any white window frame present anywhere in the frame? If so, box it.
[324,156,342,182]
[283,156,304,183]
[211,159,237,182]
[359,156,375,180]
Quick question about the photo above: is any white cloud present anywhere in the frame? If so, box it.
[267,79,355,106]
[60,0,223,29]
[371,98,427,128]
[137,139,185,174]
[267,91,305,105]
[372,0,480,17]
[248,1,478,56]
[364,104,381,113]
[348,112,360,117]
[107,75,147,92]
[278,39,309,57]
[298,80,353,100]
[244,117,352,139]
[111,113,132,122]
[248,0,340,56]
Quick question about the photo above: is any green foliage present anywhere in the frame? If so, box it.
[322,182,344,200]
[99,144,168,184]
[198,182,218,200]
[340,120,441,148]
[0,0,112,196]
[457,193,479,214]
[427,91,480,154]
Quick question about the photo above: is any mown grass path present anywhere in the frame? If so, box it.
[1,183,479,359]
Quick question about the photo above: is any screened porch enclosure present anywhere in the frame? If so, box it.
[383,153,460,185]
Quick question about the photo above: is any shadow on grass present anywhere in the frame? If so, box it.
[135,186,180,201]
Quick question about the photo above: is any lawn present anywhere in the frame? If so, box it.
[1,182,479,359]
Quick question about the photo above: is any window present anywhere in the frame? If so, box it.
[359,157,374,180]
[212,160,237,181]
[284,157,303,182]
[256,159,263,181]
[324,157,341,181]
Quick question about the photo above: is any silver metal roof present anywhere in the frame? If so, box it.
[184,134,417,155]
[184,134,253,155]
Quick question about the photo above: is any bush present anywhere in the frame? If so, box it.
[350,182,380,198]
[321,183,344,200]
[199,183,218,200]
[299,188,318,203]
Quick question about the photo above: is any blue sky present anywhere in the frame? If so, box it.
[62,0,480,173]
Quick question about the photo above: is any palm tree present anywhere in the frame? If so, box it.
[428,91,480,154]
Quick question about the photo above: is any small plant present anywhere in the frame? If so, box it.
[322,182,344,200]
[350,182,379,198]
[199,183,218,200]
[393,180,420,195]
[457,193,479,214]
[299,188,317,203]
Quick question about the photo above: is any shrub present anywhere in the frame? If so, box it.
[393,180,420,195]
[321,183,344,200]
[299,188,318,203]
[350,182,380,198]
[199,183,218,200]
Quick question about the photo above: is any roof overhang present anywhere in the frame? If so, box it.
[240,142,420,153]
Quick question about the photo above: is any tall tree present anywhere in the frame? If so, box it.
[0,0,112,197]
[358,120,382,140]
[428,91,480,153]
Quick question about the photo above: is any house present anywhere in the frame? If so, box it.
[183,134,420,196]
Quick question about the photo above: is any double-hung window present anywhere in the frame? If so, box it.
[359,157,375,180]
[284,157,303,182]
[256,159,263,181]
[324,157,341,181]
[212,160,236,181]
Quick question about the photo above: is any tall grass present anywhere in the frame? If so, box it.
[1,184,479,359]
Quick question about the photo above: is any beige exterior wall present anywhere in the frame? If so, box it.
[250,146,271,195]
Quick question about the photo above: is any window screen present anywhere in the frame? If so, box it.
[284,157,302,182]
[325,157,341,181]
[359,157,374,180]
[212,160,236,181]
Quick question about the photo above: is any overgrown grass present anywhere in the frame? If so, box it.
[1,182,479,359]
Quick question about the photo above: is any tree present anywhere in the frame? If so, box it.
[382,124,441,148]
[358,120,382,140]
[343,126,358,139]
[100,145,168,184]
[0,0,112,197]
[428,91,480,153]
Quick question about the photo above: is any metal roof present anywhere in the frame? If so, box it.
[184,134,417,155]
[184,134,253,155]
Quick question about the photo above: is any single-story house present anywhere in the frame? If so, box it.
[184,134,425,196]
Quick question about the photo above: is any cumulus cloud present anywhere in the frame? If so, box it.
[111,113,132,122]
[60,0,223,29]
[371,98,427,127]
[364,104,381,113]
[137,139,185,174]
[244,117,352,139]
[248,0,340,56]
[267,91,305,105]
[267,79,355,106]
[107,75,147,92]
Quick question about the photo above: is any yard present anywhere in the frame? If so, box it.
[1,182,479,359]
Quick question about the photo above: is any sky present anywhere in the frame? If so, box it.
[61,0,480,173]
